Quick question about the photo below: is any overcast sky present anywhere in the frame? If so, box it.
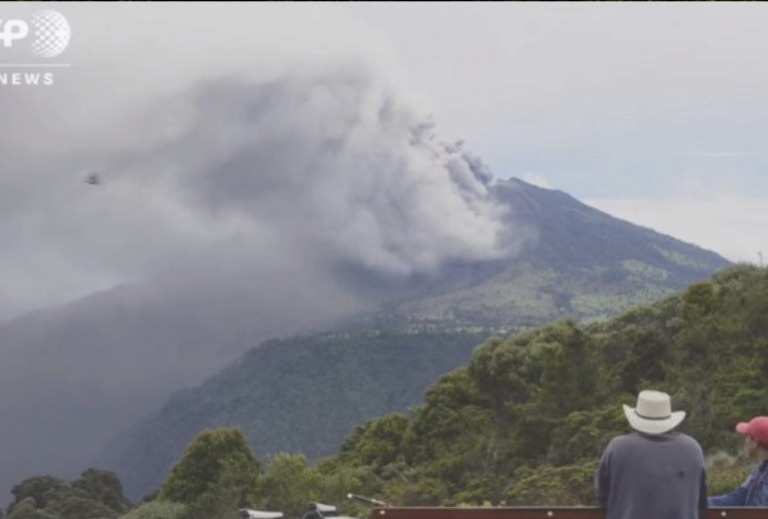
[1,2,767,322]
[337,2,768,265]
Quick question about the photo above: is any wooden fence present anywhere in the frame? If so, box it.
[369,506,768,519]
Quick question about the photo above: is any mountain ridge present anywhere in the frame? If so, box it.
[82,178,732,499]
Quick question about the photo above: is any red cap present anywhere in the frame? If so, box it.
[736,417,768,444]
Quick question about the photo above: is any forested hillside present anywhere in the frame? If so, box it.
[96,179,735,501]
[0,176,731,501]
[325,264,768,507]
[6,264,765,519]
[100,330,494,500]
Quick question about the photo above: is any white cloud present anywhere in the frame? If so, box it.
[586,196,768,265]
[0,4,518,321]
[3,2,768,320]
[338,3,768,197]
[676,151,757,159]
[520,172,553,189]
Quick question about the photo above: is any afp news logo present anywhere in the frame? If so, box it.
[0,9,71,87]
[2,10,71,57]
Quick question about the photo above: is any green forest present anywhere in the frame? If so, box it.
[4,264,767,519]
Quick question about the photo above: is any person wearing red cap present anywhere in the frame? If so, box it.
[709,416,768,506]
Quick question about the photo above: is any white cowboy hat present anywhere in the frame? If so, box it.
[623,390,686,435]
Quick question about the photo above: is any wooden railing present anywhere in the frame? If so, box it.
[369,506,768,519]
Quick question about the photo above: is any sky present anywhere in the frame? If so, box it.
[1,2,767,322]
[338,2,768,265]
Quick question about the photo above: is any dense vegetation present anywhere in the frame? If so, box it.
[102,330,494,499]
[322,264,768,508]
[98,179,732,501]
[0,176,730,502]
[6,264,767,519]
[2,470,131,519]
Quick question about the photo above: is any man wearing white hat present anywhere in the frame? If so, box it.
[595,390,708,519]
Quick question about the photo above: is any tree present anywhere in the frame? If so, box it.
[159,427,261,519]
[118,501,186,519]
[338,415,409,473]
[8,477,66,514]
[71,469,131,514]
[258,453,323,519]
[4,470,132,519]
[5,498,57,519]
[57,496,115,519]
[504,463,598,506]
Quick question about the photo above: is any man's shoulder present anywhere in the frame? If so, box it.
[668,432,705,451]
[607,432,703,450]
[605,433,636,450]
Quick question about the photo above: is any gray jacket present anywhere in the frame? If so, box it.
[595,432,708,519]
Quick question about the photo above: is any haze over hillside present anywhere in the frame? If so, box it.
[0,9,732,502]
[91,176,732,499]
[0,168,731,502]
[1,55,521,499]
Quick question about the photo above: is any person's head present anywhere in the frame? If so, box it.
[623,389,686,435]
[735,416,768,457]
